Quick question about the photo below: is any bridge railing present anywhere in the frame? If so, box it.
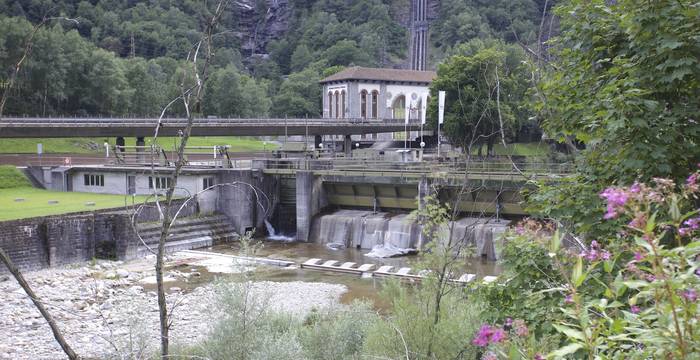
[0,117,424,126]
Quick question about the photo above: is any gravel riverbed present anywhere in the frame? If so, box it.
[0,254,347,360]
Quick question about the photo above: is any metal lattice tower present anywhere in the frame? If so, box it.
[409,0,429,71]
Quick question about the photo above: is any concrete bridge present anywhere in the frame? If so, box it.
[0,117,425,138]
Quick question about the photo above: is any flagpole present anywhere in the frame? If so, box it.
[438,91,445,159]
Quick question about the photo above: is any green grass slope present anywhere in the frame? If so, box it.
[0,165,148,221]
[0,165,31,188]
[0,137,272,154]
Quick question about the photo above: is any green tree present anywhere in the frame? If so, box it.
[529,0,700,237]
[290,43,314,72]
[428,42,529,155]
[270,67,321,117]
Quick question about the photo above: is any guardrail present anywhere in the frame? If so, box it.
[254,158,574,177]
[0,117,424,126]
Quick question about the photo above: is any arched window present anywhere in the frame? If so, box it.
[328,92,333,118]
[371,90,379,118]
[341,90,346,118]
[334,91,340,118]
[360,90,367,119]
[392,95,406,120]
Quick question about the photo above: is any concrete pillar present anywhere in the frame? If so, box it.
[344,134,352,157]
[116,136,125,152]
[417,175,431,250]
[218,170,256,235]
[296,171,327,242]
[135,136,145,163]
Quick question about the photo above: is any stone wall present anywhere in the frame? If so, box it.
[0,200,198,273]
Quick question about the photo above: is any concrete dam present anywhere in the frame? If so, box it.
[4,157,556,271]
[214,159,527,260]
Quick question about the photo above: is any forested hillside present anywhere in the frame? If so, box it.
[0,0,553,117]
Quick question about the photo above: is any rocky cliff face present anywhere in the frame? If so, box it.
[233,0,440,62]
[233,0,291,56]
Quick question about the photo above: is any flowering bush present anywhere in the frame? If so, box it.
[471,317,551,360]
[481,169,700,359]
[543,170,700,358]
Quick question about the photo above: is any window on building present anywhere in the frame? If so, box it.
[334,90,340,118]
[149,176,172,190]
[340,90,345,118]
[371,90,379,118]
[203,177,215,189]
[83,174,104,187]
[360,90,367,119]
[328,92,333,118]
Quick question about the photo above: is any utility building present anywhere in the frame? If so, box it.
[319,67,436,121]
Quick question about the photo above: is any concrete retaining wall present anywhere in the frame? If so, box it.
[0,200,198,273]
[216,169,279,236]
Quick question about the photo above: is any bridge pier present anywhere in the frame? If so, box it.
[116,136,125,152]
[136,137,145,163]
[344,135,352,157]
[296,171,327,242]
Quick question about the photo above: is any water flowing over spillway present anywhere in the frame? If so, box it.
[308,210,509,260]
[265,219,295,242]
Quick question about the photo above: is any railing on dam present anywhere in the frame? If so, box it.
[254,158,573,181]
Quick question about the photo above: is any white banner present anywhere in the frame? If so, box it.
[438,91,445,125]
[421,94,427,125]
[405,99,410,125]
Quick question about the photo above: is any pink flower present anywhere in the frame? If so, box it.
[514,319,529,337]
[490,328,507,343]
[600,187,629,207]
[600,250,611,260]
[534,354,544,360]
[472,325,493,347]
[634,252,644,261]
[687,173,699,192]
[472,324,507,347]
[631,305,640,314]
[565,294,574,304]
[646,274,656,282]
[504,317,513,327]
[682,289,698,302]
[629,182,641,193]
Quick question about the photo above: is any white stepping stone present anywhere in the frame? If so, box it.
[303,258,322,266]
[340,262,356,269]
[457,274,476,283]
[482,276,498,283]
[357,264,376,272]
[396,267,412,276]
[375,265,394,273]
[321,260,340,267]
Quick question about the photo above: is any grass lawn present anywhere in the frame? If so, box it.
[0,165,31,188]
[492,142,552,157]
[0,136,273,154]
[0,187,150,221]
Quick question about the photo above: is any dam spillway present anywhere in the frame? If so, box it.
[308,209,509,260]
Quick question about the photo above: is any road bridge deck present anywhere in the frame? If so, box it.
[0,117,424,137]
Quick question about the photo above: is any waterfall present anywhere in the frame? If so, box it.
[308,210,510,260]
[264,219,294,242]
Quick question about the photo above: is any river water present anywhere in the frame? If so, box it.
[186,241,502,311]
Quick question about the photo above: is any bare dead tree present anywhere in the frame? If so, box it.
[147,1,230,357]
